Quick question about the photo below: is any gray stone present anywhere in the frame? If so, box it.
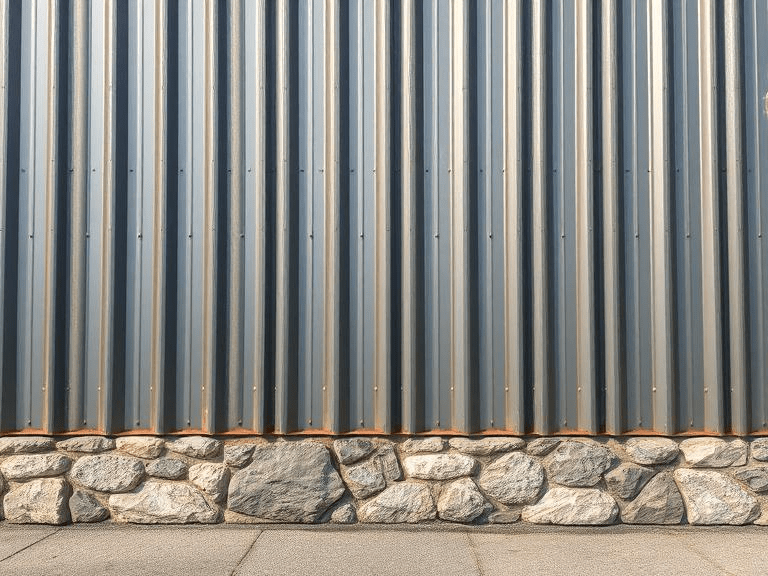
[341,459,386,499]
[751,439,768,462]
[448,437,525,456]
[526,438,561,457]
[478,452,544,505]
[400,438,445,454]
[330,503,357,524]
[69,490,109,523]
[167,436,221,459]
[70,454,145,493]
[0,453,71,480]
[437,478,489,523]
[57,436,115,453]
[189,463,230,503]
[544,441,614,487]
[733,467,768,493]
[4,478,70,524]
[674,469,760,525]
[521,487,619,525]
[116,437,165,459]
[624,438,679,465]
[0,436,55,455]
[146,458,187,480]
[604,463,655,500]
[373,445,402,482]
[358,482,437,523]
[332,438,375,465]
[488,510,521,524]
[224,444,258,468]
[109,481,219,524]
[228,442,344,523]
[403,454,476,481]
[621,473,685,525]
[680,438,747,468]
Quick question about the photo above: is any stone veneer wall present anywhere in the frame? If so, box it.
[0,435,767,526]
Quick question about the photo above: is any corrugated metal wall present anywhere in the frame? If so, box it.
[1,0,767,436]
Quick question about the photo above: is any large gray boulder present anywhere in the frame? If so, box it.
[166,436,221,459]
[0,436,55,455]
[57,436,115,454]
[189,463,230,503]
[69,490,109,523]
[522,487,618,525]
[116,437,165,459]
[437,478,490,523]
[70,454,145,493]
[604,463,655,500]
[448,437,525,456]
[624,438,679,465]
[478,452,544,505]
[621,473,684,524]
[402,454,476,481]
[357,482,436,523]
[0,454,71,481]
[146,458,187,480]
[679,439,747,468]
[733,467,768,493]
[674,469,759,525]
[341,459,386,499]
[751,439,768,461]
[332,438,375,465]
[373,445,402,482]
[4,478,70,524]
[400,438,445,454]
[544,441,614,487]
[109,481,219,524]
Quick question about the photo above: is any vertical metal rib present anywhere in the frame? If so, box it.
[324,0,341,433]
[228,0,244,429]
[725,0,747,434]
[374,0,391,432]
[0,0,8,422]
[503,0,524,433]
[648,0,675,433]
[531,0,550,434]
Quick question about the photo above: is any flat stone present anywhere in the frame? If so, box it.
[373,445,402,482]
[109,481,219,524]
[605,463,655,500]
[69,490,109,523]
[358,482,437,523]
[622,473,685,525]
[330,503,357,524]
[167,436,221,459]
[4,478,70,524]
[674,469,760,525]
[544,441,614,487]
[526,438,561,457]
[116,437,165,459]
[70,454,145,493]
[189,463,230,503]
[733,467,768,493]
[752,439,768,461]
[448,437,525,456]
[478,452,544,505]
[333,438,375,465]
[341,459,386,499]
[437,478,489,523]
[146,458,187,480]
[521,487,619,525]
[224,444,258,468]
[624,438,679,465]
[680,438,747,468]
[57,436,115,453]
[400,438,445,454]
[0,454,71,481]
[0,436,55,455]
[228,442,344,523]
[402,454,476,481]
[488,510,521,524]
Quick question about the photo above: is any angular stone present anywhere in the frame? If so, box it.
[373,445,402,482]
[624,438,679,465]
[341,459,386,499]
[448,437,525,456]
[224,444,258,468]
[622,473,684,525]
[189,463,230,503]
[69,490,109,523]
[488,510,521,524]
[0,436,55,455]
[526,438,561,457]
[733,467,768,493]
[544,441,614,487]
[752,439,768,461]
[109,481,219,524]
[4,478,70,524]
[478,452,544,505]
[674,469,759,525]
[146,458,187,480]
[116,437,165,459]
[330,503,357,524]
[400,438,445,454]
[332,438,375,465]
[70,454,145,493]
[57,436,115,453]
[680,438,747,468]
[402,454,476,481]
[521,487,619,525]
[437,478,489,523]
[167,436,221,459]
[0,454,71,481]
[358,482,437,523]
[228,442,344,523]
[604,464,655,500]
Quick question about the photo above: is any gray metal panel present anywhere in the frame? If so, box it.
[1,0,767,436]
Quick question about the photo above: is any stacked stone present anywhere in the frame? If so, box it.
[0,435,766,525]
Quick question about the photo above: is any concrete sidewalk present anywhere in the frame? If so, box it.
[0,524,763,576]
